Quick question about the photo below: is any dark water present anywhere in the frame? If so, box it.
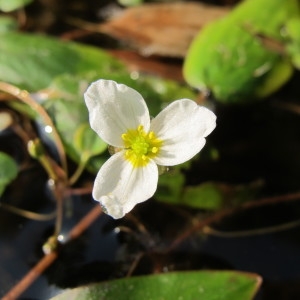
[1,195,300,299]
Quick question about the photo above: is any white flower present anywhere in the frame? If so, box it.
[84,79,216,219]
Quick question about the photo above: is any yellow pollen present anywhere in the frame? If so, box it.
[122,125,162,167]
[152,147,158,153]
[121,133,128,140]
[149,131,155,139]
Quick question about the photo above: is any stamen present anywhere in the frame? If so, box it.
[122,124,162,167]
[149,131,155,139]
[152,147,158,153]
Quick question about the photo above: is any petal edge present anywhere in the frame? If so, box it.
[150,99,216,166]
[93,151,158,219]
[84,79,151,147]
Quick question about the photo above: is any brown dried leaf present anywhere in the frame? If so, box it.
[71,2,230,58]
[100,2,229,57]
[108,49,184,81]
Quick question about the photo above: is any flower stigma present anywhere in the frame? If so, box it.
[122,125,162,167]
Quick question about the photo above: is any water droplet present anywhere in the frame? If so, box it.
[130,71,139,80]
[57,234,65,242]
[45,125,53,133]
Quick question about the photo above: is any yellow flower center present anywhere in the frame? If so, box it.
[122,125,162,167]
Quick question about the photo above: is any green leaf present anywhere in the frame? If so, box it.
[0,152,18,196]
[39,73,113,172]
[118,0,143,7]
[42,75,99,171]
[0,16,18,32]
[157,178,263,211]
[284,18,300,69]
[0,0,33,12]
[183,0,298,103]
[51,270,262,300]
[182,182,224,210]
[0,31,125,91]
[74,123,107,162]
[156,171,185,204]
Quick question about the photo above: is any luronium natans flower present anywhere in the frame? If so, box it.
[84,79,216,219]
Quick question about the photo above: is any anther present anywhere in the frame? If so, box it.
[148,131,154,139]
[152,147,158,153]
[138,125,144,132]
[122,133,128,141]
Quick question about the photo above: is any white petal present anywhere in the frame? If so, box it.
[92,151,158,219]
[84,79,150,147]
[150,99,216,166]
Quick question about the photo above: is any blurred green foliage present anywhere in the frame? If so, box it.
[0,0,33,12]
[0,152,18,196]
[184,0,300,103]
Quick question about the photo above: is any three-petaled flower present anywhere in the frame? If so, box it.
[84,79,216,219]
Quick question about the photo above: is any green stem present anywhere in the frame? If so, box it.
[1,203,56,221]
[54,188,64,237]
[68,154,89,186]
[39,154,59,181]
[0,81,68,175]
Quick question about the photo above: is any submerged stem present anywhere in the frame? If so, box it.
[0,203,56,221]
[203,218,300,238]
[0,82,70,246]
[167,191,300,252]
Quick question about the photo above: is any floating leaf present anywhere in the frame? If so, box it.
[183,0,298,103]
[51,270,262,300]
[0,152,18,196]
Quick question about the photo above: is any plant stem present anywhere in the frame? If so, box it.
[0,82,68,175]
[0,203,56,221]
[0,82,69,244]
[167,191,300,252]
[2,205,102,300]
[68,155,89,186]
